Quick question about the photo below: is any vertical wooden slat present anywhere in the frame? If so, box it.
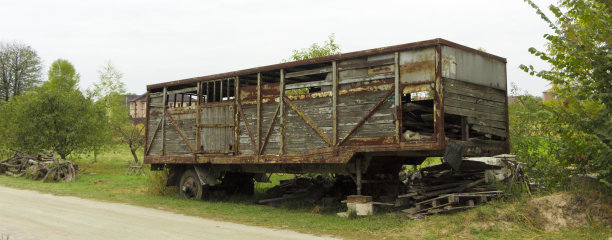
[226,78,230,102]
[332,61,338,145]
[213,81,216,102]
[196,82,202,151]
[205,82,209,103]
[161,87,167,155]
[220,79,224,102]
[279,69,286,155]
[234,77,240,154]
[144,92,150,156]
[256,73,262,157]
[394,52,401,143]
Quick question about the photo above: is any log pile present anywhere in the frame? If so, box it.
[0,149,77,182]
[399,160,506,217]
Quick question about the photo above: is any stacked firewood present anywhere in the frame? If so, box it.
[0,149,77,182]
[400,160,505,217]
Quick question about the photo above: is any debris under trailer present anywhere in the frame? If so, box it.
[143,38,510,210]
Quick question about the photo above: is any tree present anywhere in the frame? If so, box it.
[90,61,144,163]
[521,0,611,186]
[0,41,42,102]
[1,59,105,159]
[286,34,341,61]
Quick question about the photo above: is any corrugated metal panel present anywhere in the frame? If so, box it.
[399,47,436,83]
[442,46,506,90]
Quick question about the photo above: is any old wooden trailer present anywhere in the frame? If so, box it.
[144,38,509,199]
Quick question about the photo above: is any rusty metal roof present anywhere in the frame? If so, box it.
[147,38,506,90]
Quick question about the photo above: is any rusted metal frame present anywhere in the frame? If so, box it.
[144,92,151,156]
[434,44,445,145]
[332,61,338,146]
[234,77,240,154]
[282,96,333,146]
[148,39,507,91]
[259,104,280,154]
[196,82,202,151]
[161,87,167,155]
[164,109,196,153]
[145,119,162,155]
[279,69,286,155]
[394,52,401,144]
[237,100,257,153]
[256,73,262,157]
[337,87,395,146]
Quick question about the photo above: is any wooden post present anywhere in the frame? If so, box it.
[461,116,469,141]
[279,69,286,155]
[196,82,202,151]
[332,61,338,146]
[234,77,240,154]
[162,87,167,156]
[394,52,401,143]
[220,79,224,101]
[256,73,262,157]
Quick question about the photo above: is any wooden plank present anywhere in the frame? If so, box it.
[394,52,401,143]
[285,66,332,78]
[145,119,162,155]
[471,125,507,137]
[279,69,286,155]
[444,105,506,122]
[198,123,234,128]
[285,79,330,90]
[260,104,280,154]
[234,77,240,154]
[196,82,201,151]
[444,92,505,108]
[332,61,338,145]
[257,73,262,155]
[445,98,505,115]
[444,78,506,102]
[337,58,395,71]
[338,87,395,145]
[238,99,257,154]
[165,109,195,153]
[467,117,506,129]
[162,87,167,155]
[283,96,332,146]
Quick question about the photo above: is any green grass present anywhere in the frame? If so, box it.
[0,146,609,239]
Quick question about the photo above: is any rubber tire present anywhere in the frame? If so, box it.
[179,169,206,200]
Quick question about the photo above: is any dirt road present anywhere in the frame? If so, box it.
[0,186,337,240]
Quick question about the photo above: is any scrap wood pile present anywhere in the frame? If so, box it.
[400,156,524,217]
[0,149,77,182]
[258,175,354,205]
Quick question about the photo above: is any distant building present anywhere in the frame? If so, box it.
[542,89,554,101]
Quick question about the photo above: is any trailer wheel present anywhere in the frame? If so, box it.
[179,169,207,200]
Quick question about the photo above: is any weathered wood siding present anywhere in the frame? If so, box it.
[443,78,507,138]
[200,105,233,152]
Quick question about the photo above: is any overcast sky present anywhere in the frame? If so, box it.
[0,0,556,96]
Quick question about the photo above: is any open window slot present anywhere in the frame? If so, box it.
[401,90,434,140]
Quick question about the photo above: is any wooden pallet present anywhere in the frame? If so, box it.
[403,191,503,215]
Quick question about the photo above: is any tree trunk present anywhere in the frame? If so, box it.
[130,143,139,163]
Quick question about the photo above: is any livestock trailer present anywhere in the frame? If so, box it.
[144,38,509,199]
